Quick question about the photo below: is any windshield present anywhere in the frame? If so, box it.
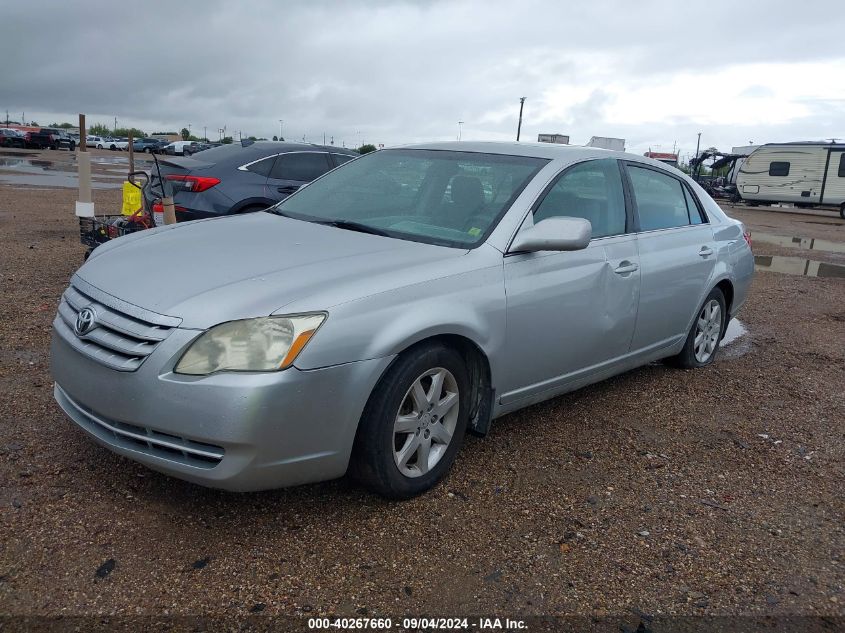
[271,149,548,248]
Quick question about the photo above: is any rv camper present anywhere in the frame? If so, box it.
[736,142,845,218]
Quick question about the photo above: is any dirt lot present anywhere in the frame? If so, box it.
[1,149,843,623]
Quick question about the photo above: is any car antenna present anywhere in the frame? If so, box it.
[152,152,176,225]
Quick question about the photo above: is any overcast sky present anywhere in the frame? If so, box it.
[3,1,844,157]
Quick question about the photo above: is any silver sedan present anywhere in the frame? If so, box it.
[50,142,754,498]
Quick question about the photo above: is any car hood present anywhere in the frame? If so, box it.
[77,213,467,329]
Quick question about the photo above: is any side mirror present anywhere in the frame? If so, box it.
[508,217,592,253]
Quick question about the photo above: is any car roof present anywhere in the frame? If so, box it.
[398,140,645,162]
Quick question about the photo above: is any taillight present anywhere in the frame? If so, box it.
[743,231,752,249]
[165,174,220,192]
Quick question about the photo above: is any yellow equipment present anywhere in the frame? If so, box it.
[121,181,143,216]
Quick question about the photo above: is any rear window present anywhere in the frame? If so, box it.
[769,161,790,176]
[838,153,845,177]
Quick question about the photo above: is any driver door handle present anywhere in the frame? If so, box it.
[277,185,299,194]
[699,246,715,257]
[614,261,639,275]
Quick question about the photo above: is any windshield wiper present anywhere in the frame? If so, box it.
[314,219,392,237]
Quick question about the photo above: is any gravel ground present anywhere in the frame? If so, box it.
[0,158,843,622]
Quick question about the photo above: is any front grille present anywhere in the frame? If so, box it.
[54,276,181,371]
[56,384,224,468]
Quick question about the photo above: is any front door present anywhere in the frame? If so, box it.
[501,158,640,405]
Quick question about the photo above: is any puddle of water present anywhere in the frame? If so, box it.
[0,155,125,189]
[722,319,747,346]
[755,255,845,278]
[753,231,845,254]
[721,318,750,359]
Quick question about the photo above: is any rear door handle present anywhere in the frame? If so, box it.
[614,261,639,275]
[277,185,300,194]
[699,246,715,257]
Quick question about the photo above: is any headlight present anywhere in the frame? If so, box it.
[174,314,326,375]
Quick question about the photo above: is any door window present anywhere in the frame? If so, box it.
[533,158,626,238]
[682,184,707,224]
[332,153,355,166]
[269,152,332,181]
[245,156,275,176]
[838,153,845,177]
[628,165,700,231]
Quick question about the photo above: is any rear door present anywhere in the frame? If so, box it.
[623,162,717,353]
[265,151,333,202]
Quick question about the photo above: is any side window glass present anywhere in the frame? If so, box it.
[245,157,274,177]
[332,153,355,166]
[270,153,332,181]
[682,184,706,225]
[838,154,845,177]
[628,165,693,231]
[768,161,790,176]
[533,158,626,238]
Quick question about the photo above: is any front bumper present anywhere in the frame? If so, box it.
[51,324,393,491]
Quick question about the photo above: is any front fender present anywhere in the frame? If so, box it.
[293,261,507,386]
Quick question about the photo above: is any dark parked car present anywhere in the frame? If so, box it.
[183,142,217,156]
[0,128,27,148]
[132,138,168,154]
[143,141,358,221]
[26,128,76,150]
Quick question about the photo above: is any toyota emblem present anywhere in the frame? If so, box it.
[75,307,97,336]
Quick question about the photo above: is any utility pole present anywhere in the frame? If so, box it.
[203,125,207,142]
[279,119,283,140]
[323,132,326,145]
[114,117,117,132]
[516,97,526,141]
[694,132,702,180]
[457,121,464,141]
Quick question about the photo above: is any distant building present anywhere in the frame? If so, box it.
[644,151,679,166]
[152,133,181,142]
[537,133,569,145]
[586,136,625,151]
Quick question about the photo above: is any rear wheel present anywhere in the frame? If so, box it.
[840,203,845,220]
[144,148,151,153]
[666,287,726,369]
[96,144,103,149]
[351,343,470,499]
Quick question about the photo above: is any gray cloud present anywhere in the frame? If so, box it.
[2,0,844,154]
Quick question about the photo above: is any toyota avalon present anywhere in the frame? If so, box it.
[51,142,754,498]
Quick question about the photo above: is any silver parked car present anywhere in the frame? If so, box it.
[51,142,754,498]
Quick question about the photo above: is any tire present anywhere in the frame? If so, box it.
[350,343,471,499]
[96,144,103,149]
[840,203,845,220]
[666,287,726,369]
[144,148,151,153]
[69,141,76,151]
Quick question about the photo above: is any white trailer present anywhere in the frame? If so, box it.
[737,142,845,218]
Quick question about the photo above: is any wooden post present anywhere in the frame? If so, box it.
[128,132,135,175]
[75,113,94,217]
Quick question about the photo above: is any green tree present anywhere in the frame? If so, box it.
[358,144,377,154]
[113,127,146,139]
[272,135,278,141]
[247,136,257,141]
[181,127,190,141]
[88,123,111,136]
[49,122,75,129]
[221,136,234,144]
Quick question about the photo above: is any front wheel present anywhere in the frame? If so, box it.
[96,144,103,149]
[144,148,151,153]
[350,343,470,499]
[666,288,726,369]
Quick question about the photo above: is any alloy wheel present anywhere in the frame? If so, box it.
[694,299,722,363]
[393,367,459,478]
